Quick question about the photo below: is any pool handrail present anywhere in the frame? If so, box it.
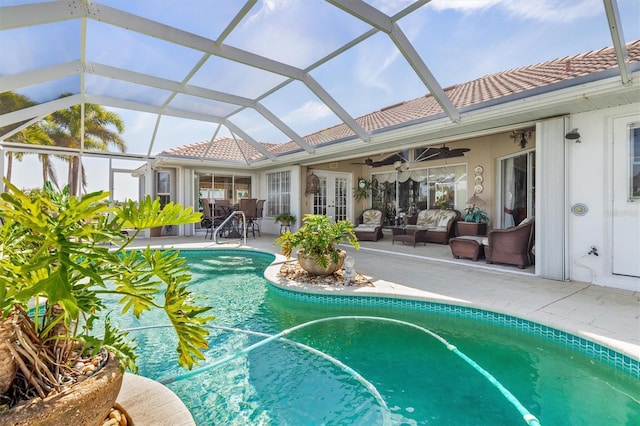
[214,210,247,246]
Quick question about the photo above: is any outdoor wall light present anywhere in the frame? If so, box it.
[565,128,581,143]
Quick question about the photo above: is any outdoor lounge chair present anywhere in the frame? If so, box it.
[485,217,535,269]
[354,209,384,241]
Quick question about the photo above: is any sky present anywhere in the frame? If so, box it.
[2,0,639,199]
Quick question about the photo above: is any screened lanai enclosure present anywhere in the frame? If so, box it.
[1,0,637,198]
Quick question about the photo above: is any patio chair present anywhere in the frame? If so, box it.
[485,217,535,269]
[354,209,384,241]
[199,198,214,239]
[239,198,258,238]
[253,199,265,237]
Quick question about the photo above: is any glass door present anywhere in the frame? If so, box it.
[499,151,535,227]
[311,172,351,221]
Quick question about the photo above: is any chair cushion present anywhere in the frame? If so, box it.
[519,216,535,226]
[415,209,457,228]
[454,235,489,245]
[362,210,382,226]
[427,226,447,232]
[355,225,378,232]
[437,215,452,227]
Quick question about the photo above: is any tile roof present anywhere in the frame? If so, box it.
[162,40,640,162]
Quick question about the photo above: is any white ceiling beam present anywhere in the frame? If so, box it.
[223,120,277,161]
[0,0,82,30]
[254,104,315,153]
[216,0,257,44]
[390,25,460,122]
[0,62,81,92]
[0,95,81,128]
[603,0,630,84]
[87,63,312,152]
[0,116,41,141]
[88,3,304,80]
[87,2,372,143]
[87,63,255,108]
[84,95,225,123]
[326,0,460,123]
[302,75,370,142]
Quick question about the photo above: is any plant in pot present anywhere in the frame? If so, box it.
[274,214,360,277]
[274,213,296,227]
[458,206,490,236]
[0,180,212,425]
[353,178,371,202]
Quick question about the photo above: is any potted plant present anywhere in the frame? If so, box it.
[0,180,212,424]
[458,206,490,236]
[353,178,371,201]
[274,213,296,227]
[274,214,360,276]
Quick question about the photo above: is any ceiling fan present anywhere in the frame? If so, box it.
[350,152,407,168]
[417,145,470,161]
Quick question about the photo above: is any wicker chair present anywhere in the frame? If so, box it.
[393,209,460,246]
[485,218,535,269]
[354,209,384,241]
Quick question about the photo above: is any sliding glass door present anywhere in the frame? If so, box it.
[499,151,535,228]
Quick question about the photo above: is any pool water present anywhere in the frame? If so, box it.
[107,250,640,425]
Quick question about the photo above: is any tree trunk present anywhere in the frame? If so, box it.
[4,152,12,192]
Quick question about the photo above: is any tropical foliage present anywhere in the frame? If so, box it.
[274,214,360,268]
[0,91,126,194]
[0,180,211,404]
[464,206,490,223]
[43,93,126,195]
[274,212,296,225]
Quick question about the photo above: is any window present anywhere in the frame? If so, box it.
[371,164,467,225]
[156,171,171,208]
[267,171,291,216]
[631,127,640,199]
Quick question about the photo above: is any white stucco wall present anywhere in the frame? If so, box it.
[567,103,640,291]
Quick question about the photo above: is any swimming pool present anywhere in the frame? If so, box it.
[108,249,640,425]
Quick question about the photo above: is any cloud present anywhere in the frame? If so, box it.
[367,0,416,16]
[245,0,294,25]
[283,101,332,124]
[430,0,601,22]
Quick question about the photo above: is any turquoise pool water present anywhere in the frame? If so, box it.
[108,250,640,425]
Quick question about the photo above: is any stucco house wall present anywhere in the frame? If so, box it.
[566,103,639,291]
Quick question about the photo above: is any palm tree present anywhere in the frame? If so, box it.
[0,92,58,191]
[45,94,126,195]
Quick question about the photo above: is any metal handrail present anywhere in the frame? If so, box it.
[214,210,247,246]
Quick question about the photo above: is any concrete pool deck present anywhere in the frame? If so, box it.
[122,232,639,425]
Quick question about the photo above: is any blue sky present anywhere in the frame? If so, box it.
[2,0,639,197]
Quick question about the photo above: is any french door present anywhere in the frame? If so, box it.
[612,116,640,277]
[310,172,351,221]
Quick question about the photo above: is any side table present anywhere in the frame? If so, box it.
[455,221,487,237]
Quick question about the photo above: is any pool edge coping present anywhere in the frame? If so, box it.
[262,255,639,379]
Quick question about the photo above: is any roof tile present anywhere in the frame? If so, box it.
[162,40,640,161]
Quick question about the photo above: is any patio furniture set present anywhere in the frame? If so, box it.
[200,198,265,239]
[354,208,535,269]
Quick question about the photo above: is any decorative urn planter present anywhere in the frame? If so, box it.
[0,315,18,395]
[0,353,124,426]
[297,250,346,277]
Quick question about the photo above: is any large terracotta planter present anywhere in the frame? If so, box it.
[0,352,124,426]
[0,314,18,394]
[297,249,346,276]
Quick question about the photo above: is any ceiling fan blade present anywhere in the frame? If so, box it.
[449,148,470,154]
